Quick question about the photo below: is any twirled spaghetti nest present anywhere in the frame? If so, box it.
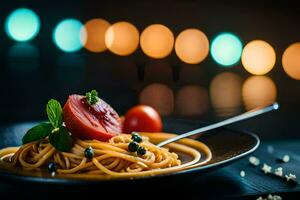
[0,133,211,179]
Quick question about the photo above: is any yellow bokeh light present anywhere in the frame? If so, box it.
[140,24,174,59]
[175,29,209,64]
[105,21,139,56]
[242,76,277,110]
[83,18,110,53]
[176,85,209,116]
[282,42,300,80]
[210,72,242,117]
[242,40,276,75]
[139,83,174,116]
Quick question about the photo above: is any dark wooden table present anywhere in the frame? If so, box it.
[190,140,300,199]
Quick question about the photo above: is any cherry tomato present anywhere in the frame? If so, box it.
[63,95,122,141]
[123,105,162,134]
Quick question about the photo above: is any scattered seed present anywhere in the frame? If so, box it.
[261,163,272,174]
[249,156,260,166]
[240,170,245,177]
[274,167,283,177]
[256,194,282,200]
[285,173,297,182]
[276,154,290,163]
[282,155,290,163]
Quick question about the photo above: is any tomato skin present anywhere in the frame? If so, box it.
[63,95,122,141]
[123,105,162,134]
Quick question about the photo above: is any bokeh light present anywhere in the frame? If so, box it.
[282,42,300,80]
[140,24,174,59]
[242,40,276,75]
[83,18,110,53]
[105,21,139,56]
[210,33,243,66]
[176,85,209,116]
[210,72,242,116]
[5,8,40,42]
[175,29,209,64]
[53,18,86,53]
[139,83,174,116]
[242,76,277,110]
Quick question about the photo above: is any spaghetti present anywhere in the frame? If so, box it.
[0,133,212,180]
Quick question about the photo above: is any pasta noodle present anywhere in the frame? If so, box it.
[0,133,212,180]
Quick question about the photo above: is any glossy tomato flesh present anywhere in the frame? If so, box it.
[123,105,162,134]
[63,95,122,141]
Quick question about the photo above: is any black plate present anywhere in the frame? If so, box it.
[0,119,259,186]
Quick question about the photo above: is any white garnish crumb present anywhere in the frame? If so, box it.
[274,167,283,177]
[267,194,282,200]
[267,194,273,200]
[249,156,260,166]
[240,170,245,177]
[285,173,297,182]
[282,155,290,163]
[261,164,272,174]
[273,195,282,200]
[257,194,282,200]
[51,172,56,177]
[267,145,274,154]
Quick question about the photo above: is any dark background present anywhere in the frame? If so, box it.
[0,0,300,139]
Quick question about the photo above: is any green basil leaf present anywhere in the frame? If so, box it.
[49,126,73,152]
[22,122,53,144]
[46,99,63,128]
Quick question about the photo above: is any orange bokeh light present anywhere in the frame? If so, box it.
[176,85,209,116]
[242,76,277,110]
[175,29,209,64]
[282,42,300,80]
[83,18,110,53]
[210,72,242,116]
[139,83,174,116]
[242,40,276,75]
[105,21,139,56]
[140,24,174,59]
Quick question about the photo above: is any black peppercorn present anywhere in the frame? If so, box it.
[47,162,57,174]
[131,132,142,143]
[137,146,146,156]
[128,141,139,152]
[84,146,94,159]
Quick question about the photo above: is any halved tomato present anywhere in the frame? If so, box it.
[63,95,122,141]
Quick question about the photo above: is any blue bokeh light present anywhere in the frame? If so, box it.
[210,33,243,66]
[5,8,40,42]
[53,19,86,53]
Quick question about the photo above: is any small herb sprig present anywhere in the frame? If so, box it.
[86,90,99,105]
[22,99,72,152]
